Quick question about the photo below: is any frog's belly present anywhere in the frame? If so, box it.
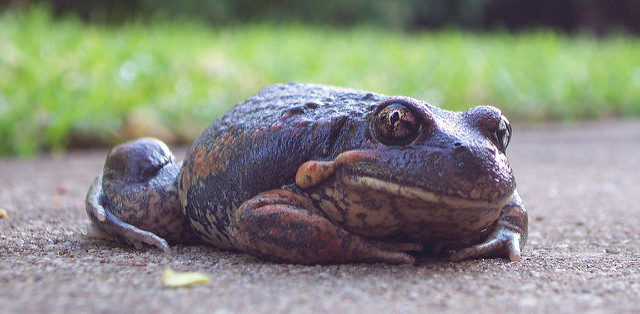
[309,179,505,243]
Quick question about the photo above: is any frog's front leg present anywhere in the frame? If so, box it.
[85,138,196,253]
[228,190,423,264]
[450,191,528,262]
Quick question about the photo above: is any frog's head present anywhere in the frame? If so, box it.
[341,97,516,204]
[296,97,517,240]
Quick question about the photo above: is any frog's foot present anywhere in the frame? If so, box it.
[86,176,171,254]
[229,190,422,264]
[449,226,521,262]
[450,193,528,262]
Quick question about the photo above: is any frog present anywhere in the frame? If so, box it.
[85,83,527,264]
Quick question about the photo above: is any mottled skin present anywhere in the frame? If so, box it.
[86,83,528,264]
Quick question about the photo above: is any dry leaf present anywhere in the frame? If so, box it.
[162,268,209,288]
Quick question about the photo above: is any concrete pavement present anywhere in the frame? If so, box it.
[1,120,639,313]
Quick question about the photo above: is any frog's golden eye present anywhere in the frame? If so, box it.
[373,102,422,146]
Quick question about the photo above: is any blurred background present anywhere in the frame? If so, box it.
[1,0,639,155]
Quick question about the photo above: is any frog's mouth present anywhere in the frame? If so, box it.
[339,173,514,210]
[333,149,516,209]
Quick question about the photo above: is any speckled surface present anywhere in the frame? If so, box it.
[1,120,639,313]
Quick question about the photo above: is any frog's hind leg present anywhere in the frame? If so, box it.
[85,138,196,253]
[229,190,423,264]
[86,175,171,253]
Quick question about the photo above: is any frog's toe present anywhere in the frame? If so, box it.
[87,177,107,221]
[90,207,172,255]
[449,227,522,262]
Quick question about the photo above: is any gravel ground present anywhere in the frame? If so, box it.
[1,120,639,313]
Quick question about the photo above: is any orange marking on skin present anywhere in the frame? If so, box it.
[190,137,234,179]
[181,166,190,191]
[192,145,208,177]
[206,147,218,174]
[203,134,236,175]
[334,150,378,166]
[295,161,335,188]
[278,210,304,225]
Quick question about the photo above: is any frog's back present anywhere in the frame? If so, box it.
[214,83,381,128]
[178,83,384,248]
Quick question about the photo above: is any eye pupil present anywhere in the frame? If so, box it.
[373,102,422,146]
[494,117,511,152]
[390,111,400,126]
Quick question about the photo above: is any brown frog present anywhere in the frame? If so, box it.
[86,83,527,264]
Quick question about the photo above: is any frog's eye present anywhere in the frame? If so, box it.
[373,102,422,146]
[492,116,511,153]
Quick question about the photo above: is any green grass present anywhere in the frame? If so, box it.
[1,7,640,155]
